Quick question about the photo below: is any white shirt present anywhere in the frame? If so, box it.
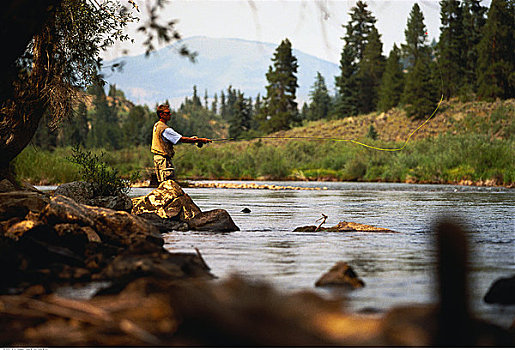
[162,127,182,144]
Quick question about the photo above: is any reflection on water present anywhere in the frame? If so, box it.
[154,181,515,327]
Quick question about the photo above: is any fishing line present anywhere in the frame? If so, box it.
[212,59,445,152]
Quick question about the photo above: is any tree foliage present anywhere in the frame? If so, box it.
[306,72,331,121]
[257,39,299,133]
[378,44,405,112]
[476,0,515,100]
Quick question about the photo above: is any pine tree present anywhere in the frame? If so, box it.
[403,55,439,119]
[476,0,515,100]
[378,44,405,112]
[192,85,202,107]
[334,45,358,118]
[87,83,121,149]
[211,93,218,114]
[462,0,487,92]
[307,72,331,121]
[356,27,385,113]
[335,0,377,118]
[402,3,430,69]
[437,0,466,98]
[401,4,438,119]
[343,0,377,62]
[257,39,299,133]
[60,101,89,147]
[228,92,252,139]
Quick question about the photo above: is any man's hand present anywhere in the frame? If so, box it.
[193,137,212,148]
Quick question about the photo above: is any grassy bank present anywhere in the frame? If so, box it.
[13,99,514,187]
[13,132,514,187]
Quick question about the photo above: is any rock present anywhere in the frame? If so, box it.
[101,251,214,281]
[0,191,50,222]
[132,180,201,221]
[132,180,239,232]
[0,179,17,193]
[136,213,189,233]
[0,192,213,294]
[186,209,240,232]
[295,221,395,233]
[484,275,515,305]
[241,208,251,213]
[54,181,132,212]
[315,262,365,288]
[43,195,163,247]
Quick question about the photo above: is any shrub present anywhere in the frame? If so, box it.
[67,145,138,196]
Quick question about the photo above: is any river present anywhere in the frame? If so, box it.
[132,180,514,328]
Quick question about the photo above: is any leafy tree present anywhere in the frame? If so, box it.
[257,39,299,133]
[378,44,405,112]
[356,27,385,113]
[306,72,331,121]
[476,0,515,100]
[437,0,466,98]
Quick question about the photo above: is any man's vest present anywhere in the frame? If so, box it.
[151,121,175,157]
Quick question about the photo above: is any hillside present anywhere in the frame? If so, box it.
[101,36,339,106]
[255,99,515,147]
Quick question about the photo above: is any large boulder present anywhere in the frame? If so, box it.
[132,180,239,232]
[132,180,201,221]
[315,262,365,289]
[54,181,133,212]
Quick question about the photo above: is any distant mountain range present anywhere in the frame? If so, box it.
[101,36,340,107]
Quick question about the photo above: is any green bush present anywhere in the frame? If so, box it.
[67,145,138,196]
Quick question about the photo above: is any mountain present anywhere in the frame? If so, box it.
[101,36,340,107]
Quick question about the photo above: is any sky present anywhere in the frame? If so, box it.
[102,0,449,64]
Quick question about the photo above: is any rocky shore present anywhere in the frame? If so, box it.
[0,179,513,346]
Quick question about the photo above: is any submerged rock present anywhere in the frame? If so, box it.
[315,262,365,289]
[295,221,395,233]
[54,181,133,212]
[484,275,515,305]
[132,180,239,232]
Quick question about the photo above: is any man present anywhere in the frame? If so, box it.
[151,104,212,183]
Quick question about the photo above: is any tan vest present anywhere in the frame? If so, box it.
[151,121,175,157]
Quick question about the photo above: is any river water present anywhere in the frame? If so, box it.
[132,181,514,327]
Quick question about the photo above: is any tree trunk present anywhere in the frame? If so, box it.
[0,20,55,182]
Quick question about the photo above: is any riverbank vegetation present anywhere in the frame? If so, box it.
[14,99,514,187]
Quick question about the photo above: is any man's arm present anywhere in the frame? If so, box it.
[162,128,211,145]
[179,136,212,144]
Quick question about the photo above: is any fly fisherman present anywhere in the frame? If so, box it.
[151,104,212,183]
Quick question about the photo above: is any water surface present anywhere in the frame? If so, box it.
[131,181,515,327]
